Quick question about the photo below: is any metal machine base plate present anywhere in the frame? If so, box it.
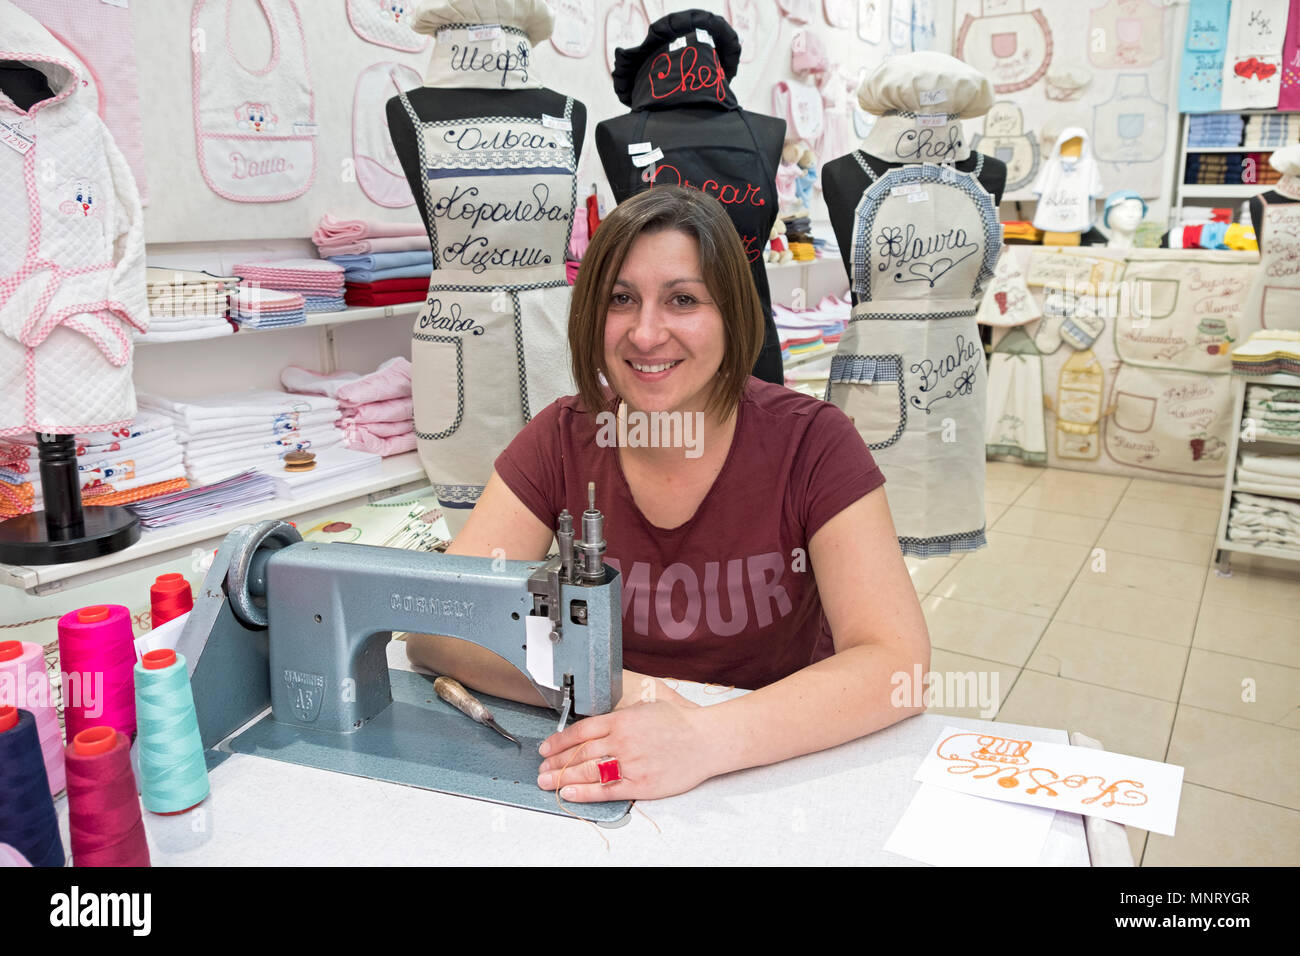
[226,669,631,824]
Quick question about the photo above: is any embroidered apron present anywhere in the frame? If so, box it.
[1088,0,1165,69]
[1243,196,1300,332]
[345,0,429,53]
[1179,0,1230,113]
[1220,0,1287,110]
[1104,365,1233,476]
[605,0,648,72]
[827,156,1002,558]
[858,0,885,43]
[1092,74,1167,165]
[955,0,1053,94]
[352,62,420,208]
[986,327,1046,463]
[1055,347,1104,460]
[969,101,1039,192]
[551,0,596,58]
[1116,253,1254,371]
[398,89,577,513]
[192,0,316,203]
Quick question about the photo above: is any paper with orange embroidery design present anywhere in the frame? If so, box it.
[915,727,1184,835]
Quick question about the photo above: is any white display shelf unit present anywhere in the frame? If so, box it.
[1175,108,1296,216]
[135,302,423,342]
[0,453,429,596]
[1213,372,1300,572]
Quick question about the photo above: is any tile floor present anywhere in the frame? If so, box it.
[915,460,1300,867]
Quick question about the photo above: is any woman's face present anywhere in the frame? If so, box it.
[602,229,726,415]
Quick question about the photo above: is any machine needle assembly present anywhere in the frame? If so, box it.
[433,676,521,748]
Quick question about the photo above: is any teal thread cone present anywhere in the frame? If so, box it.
[133,651,210,814]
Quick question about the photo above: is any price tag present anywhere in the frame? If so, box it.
[292,122,319,136]
[0,121,34,155]
[100,0,128,7]
[669,36,687,51]
[541,114,572,131]
[920,88,949,106]
[696,28,715,46]
[940,165,958,183]
[631,147,665,167]
[468,24,502,40]
[890,183,923,197]
[906,191,930,203]
[627,141,653,154]
[916,113,947,128]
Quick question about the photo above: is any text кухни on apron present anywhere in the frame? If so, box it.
[399,26,577,514]
[827,154,1002,558]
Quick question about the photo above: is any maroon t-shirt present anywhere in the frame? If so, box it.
[494,377,885,689]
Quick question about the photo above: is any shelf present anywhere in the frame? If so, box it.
[1232,481,1300,501]
[1179,184,1264,198]
[783,344,834,371]
[1186,146,1279,153]
[135,303,423,345]
[0,452,429,595]
[1215,538,1300,563]
[1244,432,1300,446]
[1235,371,1300,386]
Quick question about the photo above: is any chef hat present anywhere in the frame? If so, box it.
[1270,143,1300,176]
[857,52,994,119]
[612,9,741,107]
[411,0,553,46]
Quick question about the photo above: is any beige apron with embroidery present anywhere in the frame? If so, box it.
[1243,197,1300,333]
[401,30,576,516]
[827,155,1002,558]
[955,0,1053,94]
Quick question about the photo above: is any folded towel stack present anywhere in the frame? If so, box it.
[232,285,307,329]
[139,266,238,343]
[1244,114,1300,148]
[311,213,428,258]
[139,390,344,486]
[281,358,416,457]
[233,258,346,313]
[1188,113,1245,148]
[1228,491,1300,551]
[0,411,189,519]
[344,275,429,307]
[1233,330,1300,378]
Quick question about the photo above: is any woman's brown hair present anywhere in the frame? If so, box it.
[568,185,764,418]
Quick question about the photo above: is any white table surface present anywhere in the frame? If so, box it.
[53,642,1090,866]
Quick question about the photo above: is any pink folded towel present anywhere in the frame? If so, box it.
[342,429,417,457]
[314,235,430,257]
[283,357,412,404]
[342,418,413,438]
[312,213,425,245]
[339,396,414,424]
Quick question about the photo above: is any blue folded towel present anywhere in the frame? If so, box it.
[340,263,435,282]
[327,250,434,271]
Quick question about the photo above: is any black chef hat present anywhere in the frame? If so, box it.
[611,8,742,107]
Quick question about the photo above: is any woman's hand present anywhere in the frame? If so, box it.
[536,699,719,802]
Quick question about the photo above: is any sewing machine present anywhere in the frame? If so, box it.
[176,493,628,823]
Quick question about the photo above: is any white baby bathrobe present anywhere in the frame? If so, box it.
[0,2,147,437]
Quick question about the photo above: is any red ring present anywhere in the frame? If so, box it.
[596,756,621,785]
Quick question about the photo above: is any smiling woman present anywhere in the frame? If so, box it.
[405,185,931,803]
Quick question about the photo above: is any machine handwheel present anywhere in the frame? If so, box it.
[226,520,303,629]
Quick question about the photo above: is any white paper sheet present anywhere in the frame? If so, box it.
[525,616,558,690]
[884,783,1057,867]
[916,726,1184,836]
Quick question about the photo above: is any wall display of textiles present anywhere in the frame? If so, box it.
[993,247,1262,485]
[102,0,959,243]
[954,0,1177,203]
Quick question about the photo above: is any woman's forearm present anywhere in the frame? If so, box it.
[405,632,551,707]
[695,642,929,777]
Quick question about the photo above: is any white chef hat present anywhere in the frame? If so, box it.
[1270,143,1300,176]
[411,0,553,46]
[857,52,994,119]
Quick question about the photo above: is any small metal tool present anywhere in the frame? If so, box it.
[433,676,520,748]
